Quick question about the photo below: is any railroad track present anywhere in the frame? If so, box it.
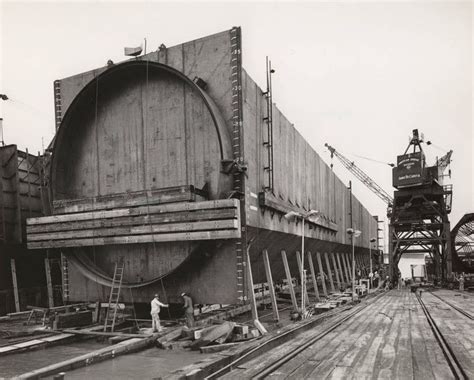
[428,291,474,321]
[207,292,384,379]
[415,292,468,380]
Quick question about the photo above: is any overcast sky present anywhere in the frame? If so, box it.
[1,1,472,241]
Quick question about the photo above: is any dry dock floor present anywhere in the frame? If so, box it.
[225,289,474,379]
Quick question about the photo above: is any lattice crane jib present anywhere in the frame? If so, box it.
[324,143,393,209]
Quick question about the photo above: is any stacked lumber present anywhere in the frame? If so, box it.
[189,322,235,350]
[155,322,258,352]
[52,185,206,214]
[27,195,241,249]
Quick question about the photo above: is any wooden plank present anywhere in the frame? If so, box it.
[281,250,298,311]
[331,253,341,289]
[44,257,54,309]
[28,229,241,249]
[10,259,20,312]
[52,185,204,214]
[262,249,279,321]
[199,342,244,354]
[307,252,320,301]
[316,252,327,297]
[324,252,335,293]
[61,329,151,338]
[28,219,239,242]
[246,253,258,322]
[27,208,238,234]
[295,251,309,306]
[27,198,239,225]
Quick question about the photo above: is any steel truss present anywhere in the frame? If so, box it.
[389,183,452,283]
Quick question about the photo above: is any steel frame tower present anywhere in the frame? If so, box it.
[389,130,453,283]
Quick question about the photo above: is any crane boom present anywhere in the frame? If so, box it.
[436,150,453,172]
[325,143,394,206]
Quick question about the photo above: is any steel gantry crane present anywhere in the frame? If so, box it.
[326,129,454,284]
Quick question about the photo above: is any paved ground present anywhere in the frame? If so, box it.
[225,289,474,379]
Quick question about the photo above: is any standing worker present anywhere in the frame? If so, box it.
[181,293,194,328]
[150,294,169,333]
[368,271,374,289]
[459,273,465,291]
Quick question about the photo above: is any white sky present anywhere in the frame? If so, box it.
[1,1,472,241]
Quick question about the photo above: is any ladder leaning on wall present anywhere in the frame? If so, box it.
[103,260,125,332]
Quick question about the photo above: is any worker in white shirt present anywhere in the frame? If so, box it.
[368,271,374,289]
[150,294,168,333]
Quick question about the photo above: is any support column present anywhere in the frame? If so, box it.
[324,252,335,293]
[331,253,341,290]
[336,253,346,284]
[307,252,320,301]
[281,250,298,311]
[343,254,352,280]
[316,252,327,297]
[246,252,258,321]
[296,251,309,306]
[45,257,54,309]
[262,249,279,321]
[341,253,351,284]
[10,259,20,312]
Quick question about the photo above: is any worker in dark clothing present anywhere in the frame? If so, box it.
[181,293,194,328]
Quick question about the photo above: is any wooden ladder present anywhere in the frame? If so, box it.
[104,260,125,332]
[60,253,70,304]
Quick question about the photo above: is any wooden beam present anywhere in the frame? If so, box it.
[27,199,239,226]
[336,253,346,284]
[246,251,258,322]
[262,249,279,321]
[10,259,20,312]
[28,229,241,249]
[281,250,298,311]
[341,253,350,282]
[346,254,354,280]
[27,208,238,234]
[295,251,309,306]
[61,329,150,338]
[307,252,320,301]
[28,219,239,242]
[324,252,335,293]
[331,253,341,290]
[316,252,327,297]
[45,257,54,308]
[52,185,206,214]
